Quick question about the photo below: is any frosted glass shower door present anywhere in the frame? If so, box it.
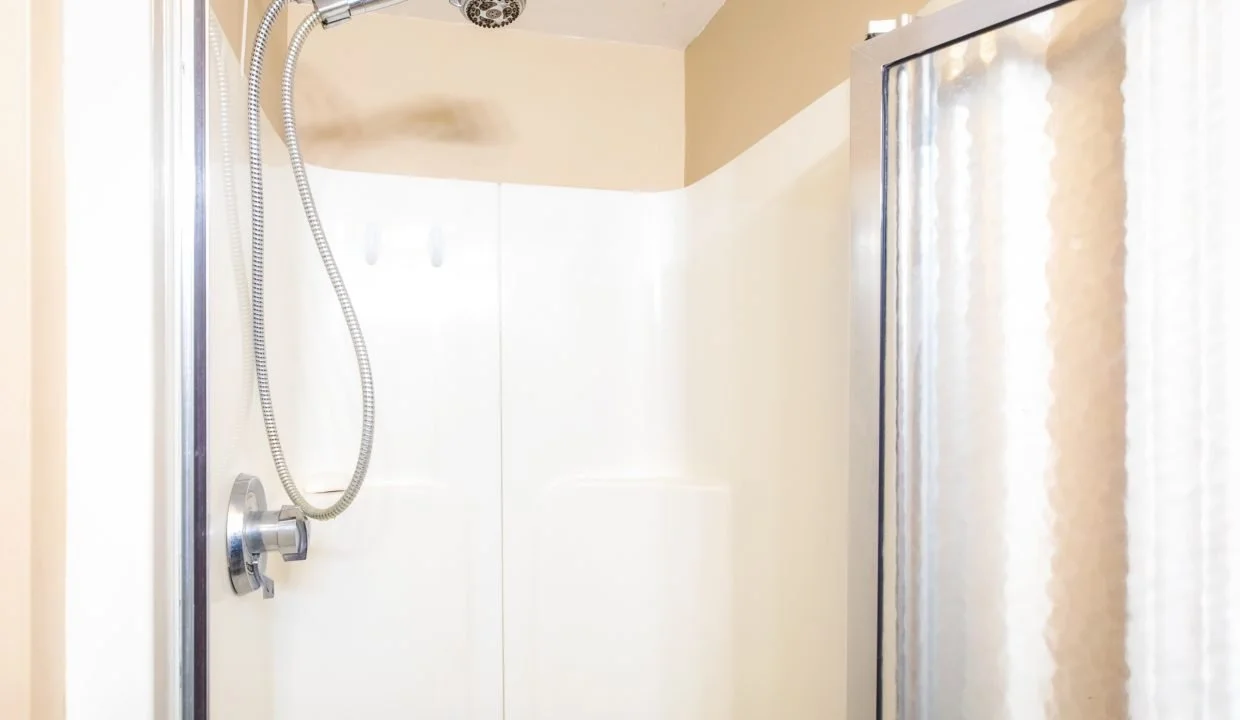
[850,0,1240,718]
[887,4,1130,716]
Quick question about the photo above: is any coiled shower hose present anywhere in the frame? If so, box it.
[248,0,374,520]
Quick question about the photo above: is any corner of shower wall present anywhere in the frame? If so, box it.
[680,76,855,720]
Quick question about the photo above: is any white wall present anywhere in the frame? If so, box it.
[62,0,157,716]
[207,13,854,717]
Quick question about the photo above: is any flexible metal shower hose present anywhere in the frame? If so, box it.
[248,0,375,520]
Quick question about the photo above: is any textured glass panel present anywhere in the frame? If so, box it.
[888,1,1133,717]
[887,0,1240,716]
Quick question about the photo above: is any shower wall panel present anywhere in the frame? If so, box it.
[499,185,735,720]
[261,167,504,720]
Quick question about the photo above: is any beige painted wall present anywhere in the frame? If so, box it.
[269,7,684,191]
[684,0,924,184]
[1,0,64,718]
[0,0,34,713]
[219,0,941,191]
[30,0,65,715]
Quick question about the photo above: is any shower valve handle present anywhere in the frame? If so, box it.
[277,507,309,561]
[250,506,310,562]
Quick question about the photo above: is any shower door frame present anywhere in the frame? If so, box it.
[165,0,209,716]
[847,0,1076,717]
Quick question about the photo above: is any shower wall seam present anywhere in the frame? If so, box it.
[496,183,508,720]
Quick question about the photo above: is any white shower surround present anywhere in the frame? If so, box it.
[204,17,856,714]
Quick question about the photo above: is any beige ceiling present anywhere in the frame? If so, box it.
[382,0,728,48]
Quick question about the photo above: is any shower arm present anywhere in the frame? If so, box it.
[299,0,410,28]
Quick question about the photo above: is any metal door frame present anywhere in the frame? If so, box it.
[160,0,208,716]
[847,0,1076,717]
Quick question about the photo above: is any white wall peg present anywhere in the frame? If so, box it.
[428,224,446,268]
[363,222,382,265]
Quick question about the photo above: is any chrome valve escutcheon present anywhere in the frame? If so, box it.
[226,474,310,599]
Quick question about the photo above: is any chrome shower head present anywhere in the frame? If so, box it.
[451,0,525,29]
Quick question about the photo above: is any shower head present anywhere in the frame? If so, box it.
[450,0,526,29]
